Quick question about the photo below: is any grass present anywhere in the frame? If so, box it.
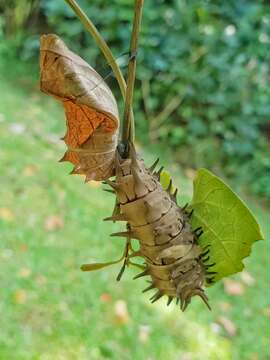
[0,55,270,360]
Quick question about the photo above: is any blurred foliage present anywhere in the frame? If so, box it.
[0,0,270,199]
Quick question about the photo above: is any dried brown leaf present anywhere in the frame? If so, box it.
[217,316,237,337]
[40,34,119,181]
[100,293,111,303]
[44,215,63,231]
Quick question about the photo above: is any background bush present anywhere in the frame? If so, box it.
[1,0,270,199]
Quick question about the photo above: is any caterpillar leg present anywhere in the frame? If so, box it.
[116,239,143,280]
[116,239,130,281]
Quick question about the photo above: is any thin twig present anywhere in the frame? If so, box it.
[65,0,125,97]
[64,0,135,127]
[122,0,144,144]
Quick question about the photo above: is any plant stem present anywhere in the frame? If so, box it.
[121,0,144,145]
[64,0,135,130]
[65,0,125,96]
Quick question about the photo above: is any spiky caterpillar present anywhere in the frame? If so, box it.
[105,144,213,311]
[40,35,263,312]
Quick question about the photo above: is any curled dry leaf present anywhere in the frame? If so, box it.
[40,34,119,181]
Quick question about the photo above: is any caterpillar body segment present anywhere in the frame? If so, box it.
[107,144,210,311]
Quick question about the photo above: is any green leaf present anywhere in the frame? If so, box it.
[190,168,264,284]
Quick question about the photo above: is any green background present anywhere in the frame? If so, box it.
[0,1,270,359]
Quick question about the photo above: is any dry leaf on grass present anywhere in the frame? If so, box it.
[44,215,63,231]
[18,267,32,278]
[217,316,237,337]
[114,300,130,324]
[223,279,245,296]
[100,293,111,303]
[40,34,119,181]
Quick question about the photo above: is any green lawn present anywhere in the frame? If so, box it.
[0,59,269,360]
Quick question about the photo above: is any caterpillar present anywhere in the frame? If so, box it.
[100,144,214,311]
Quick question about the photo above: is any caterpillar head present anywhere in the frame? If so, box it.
[173,252,210,311]
[180,286,211,311]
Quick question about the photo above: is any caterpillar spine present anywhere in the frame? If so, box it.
[106,144,212,311]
